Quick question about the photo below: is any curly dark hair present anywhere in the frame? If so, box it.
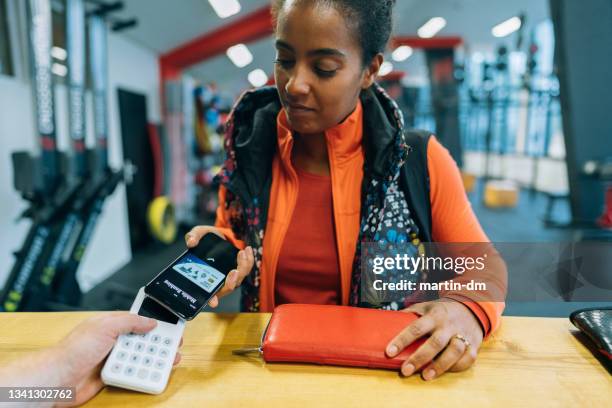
[271,0,396,66]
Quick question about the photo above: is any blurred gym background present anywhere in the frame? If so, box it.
[0,0,610,314]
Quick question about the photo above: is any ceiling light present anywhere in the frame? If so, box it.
[392,45,413,62]
[51,63,67,77]
[208,0,241,19]
[379,61,394,76]
[51,46,67,60]
[492,16,522,38]
[226,43,253,68]
[417,17,447,38]
[248,69,268,87]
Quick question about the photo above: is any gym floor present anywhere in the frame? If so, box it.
[82,182,609,317]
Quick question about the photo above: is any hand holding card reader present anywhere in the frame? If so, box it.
[101,288,185,394]
[102,234,238,394]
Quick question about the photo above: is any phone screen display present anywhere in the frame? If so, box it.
[144,234,238,320]
[174,253,226,292]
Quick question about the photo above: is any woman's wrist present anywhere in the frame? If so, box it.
[438,297,485,337]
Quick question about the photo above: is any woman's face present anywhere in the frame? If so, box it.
[274,1,379,135]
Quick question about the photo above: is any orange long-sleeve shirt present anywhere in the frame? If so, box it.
[215,103,506,334]
[275,167,342,306]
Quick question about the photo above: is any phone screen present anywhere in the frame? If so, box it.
[144,234,238,320]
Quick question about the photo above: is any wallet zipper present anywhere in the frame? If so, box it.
[231,316,272,356]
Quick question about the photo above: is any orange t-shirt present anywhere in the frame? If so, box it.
[275,168,341,306]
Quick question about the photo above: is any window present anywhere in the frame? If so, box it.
[0,0,14,76]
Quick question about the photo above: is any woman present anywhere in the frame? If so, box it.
[186,0,506,380]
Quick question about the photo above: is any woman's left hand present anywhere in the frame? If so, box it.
[385,299,484,381]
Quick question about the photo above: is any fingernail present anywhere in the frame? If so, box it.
[188,237,195,245]
[239,250,246,260]
[402,363,415,377]
[423,368,436,381]
[387,344,398,356]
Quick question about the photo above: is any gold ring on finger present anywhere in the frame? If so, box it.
[453,333,471,349]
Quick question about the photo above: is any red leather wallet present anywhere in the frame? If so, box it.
[258,304,425,370]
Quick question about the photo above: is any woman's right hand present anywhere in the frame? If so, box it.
[185,226,255,308]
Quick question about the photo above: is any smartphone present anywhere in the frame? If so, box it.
[144,233,239,320]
